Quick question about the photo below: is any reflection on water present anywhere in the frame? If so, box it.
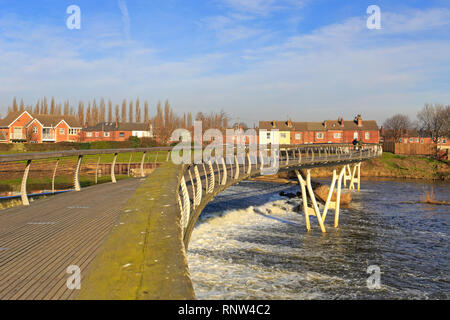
[187,179,450,300]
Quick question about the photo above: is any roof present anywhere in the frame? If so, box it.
[0,111,32,128]
[259,118,379,132]
[83,122,151,132]
[259,120,295,131]
[29,114,82,128]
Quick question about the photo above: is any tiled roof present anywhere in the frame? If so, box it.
[260,118,379,132]
[83,122,151,132]
[30,114,82,128]
[0,111,31,127]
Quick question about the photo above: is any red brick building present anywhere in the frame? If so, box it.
[259,115,380,145]
[81,121,153,142]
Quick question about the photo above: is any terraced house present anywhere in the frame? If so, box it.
[0,111,82,143]
[81,121,153,142]
[259,115,380,145]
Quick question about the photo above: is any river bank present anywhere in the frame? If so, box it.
[252,153,450,182]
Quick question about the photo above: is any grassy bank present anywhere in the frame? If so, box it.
[310,152,449,181]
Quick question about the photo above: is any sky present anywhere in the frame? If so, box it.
[0,0,449,126]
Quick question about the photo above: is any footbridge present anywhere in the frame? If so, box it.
[0,144,382,300]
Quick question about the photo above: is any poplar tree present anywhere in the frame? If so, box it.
[108,99,113,122]
[144,101,149,123]
[115,104,120,122]
[121,99,127,123]
[100,98,106,123]
[129,100,134,123]
[135,98,141,123]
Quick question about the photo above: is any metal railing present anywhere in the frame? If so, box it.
[0,143,382,208]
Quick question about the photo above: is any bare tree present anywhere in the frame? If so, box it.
[115,104,120,122]
[108,99,113,122]
[417,103,450,143]
[135,98,141,123]
[121,99,127,123]
[383,114,412,142]
[144,101,149,123]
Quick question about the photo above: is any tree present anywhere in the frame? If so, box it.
[78,101,85,125]
[144,101,149,123]
[115,104,120,122]
[129,100,134,123]
[417,103,450,143]
[100,98,106,122]
[383,114,411,142]
[12,97,18,112]
[108,99,113,122]
[121,99,127,123]
[135,98,141,123]
[50,96,56,115]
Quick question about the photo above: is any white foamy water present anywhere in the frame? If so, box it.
[187,180,450,300]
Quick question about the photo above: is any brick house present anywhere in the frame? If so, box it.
[0,111,82,143]
[81,121,153,142]
[0,111,34,143]
[26,114,82,143]
[259,115,380,145]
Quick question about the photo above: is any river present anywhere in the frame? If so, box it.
[187,179,449,300]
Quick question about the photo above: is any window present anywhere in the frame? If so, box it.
[104,132,110,137]
[399,138,402,143]
[120,132,125,137]
[420,139,424,144]
[280,133,287,139]
[409,138,413,143]
[33,126,38,134]
[69,129,78,135]
[443,139,447,144]
[266,133,270,139]
[59,128,65,135]
[317,132,324,139]
[295,133,301,140]
[86,132,92,137]
[438,139,441,143]
[333,133,341,139]
[353,132,358,139]
[365,132,370,140]
[415,138,419,143]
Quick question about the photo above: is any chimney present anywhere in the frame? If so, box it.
[115,120,119,129]
[271,121,276,128]
[338,117,344,126]
[355,114,363,127]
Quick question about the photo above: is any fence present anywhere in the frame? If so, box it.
[383,142,436,156]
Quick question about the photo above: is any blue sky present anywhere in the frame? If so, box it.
[0,0,449,125]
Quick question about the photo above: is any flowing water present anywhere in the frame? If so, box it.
[187,179,450,300]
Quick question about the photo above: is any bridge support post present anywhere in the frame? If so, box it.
[52,159,59,193]
[294,169,326,233]
[334,166,345,228]
[95,156,100,184]
[215,158,221,186]
[348,164,359,192]
[202,163,208,192]
[21,160,32,206]
[180,176,190,233]
[357,162,361,192]
[140,152,147,177]
[247,153,252,175]
[207,161,215,193]
[127,154,132,176]
[74,155,83,191]
[194,165,202,208]
[234,155,239,180]
[111,153,118,183]
[295,170,311,231]
[221,157,227,185]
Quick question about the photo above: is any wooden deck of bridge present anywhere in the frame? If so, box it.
[0,177,145,300]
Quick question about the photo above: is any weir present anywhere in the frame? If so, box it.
[0,143,382,300]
